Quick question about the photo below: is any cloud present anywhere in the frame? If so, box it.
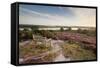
[19,6,96,27]
[68,7,96,27]
[20,7,61,21]
[19,7,73,24]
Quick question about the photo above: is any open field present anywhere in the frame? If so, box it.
[19,26,96,64]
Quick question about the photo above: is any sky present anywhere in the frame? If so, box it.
[19,4,96,27]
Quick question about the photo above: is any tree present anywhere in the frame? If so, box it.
[68,27,71,31]
[60,27,64,31]
[77,28,81,33]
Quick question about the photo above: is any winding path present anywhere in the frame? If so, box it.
[19,39,70,63]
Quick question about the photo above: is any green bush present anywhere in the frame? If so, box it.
[19,28,33,41]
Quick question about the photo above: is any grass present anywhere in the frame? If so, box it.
[42,52,59,62]
[19,41,59,63]
[62,41,96,61]
[19,41,52,58]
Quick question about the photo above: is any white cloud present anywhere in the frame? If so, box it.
[20,7,62,21]
[19,7,96,27]
[69,7,96,27]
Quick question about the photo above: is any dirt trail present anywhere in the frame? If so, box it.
[19,39,70,63]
